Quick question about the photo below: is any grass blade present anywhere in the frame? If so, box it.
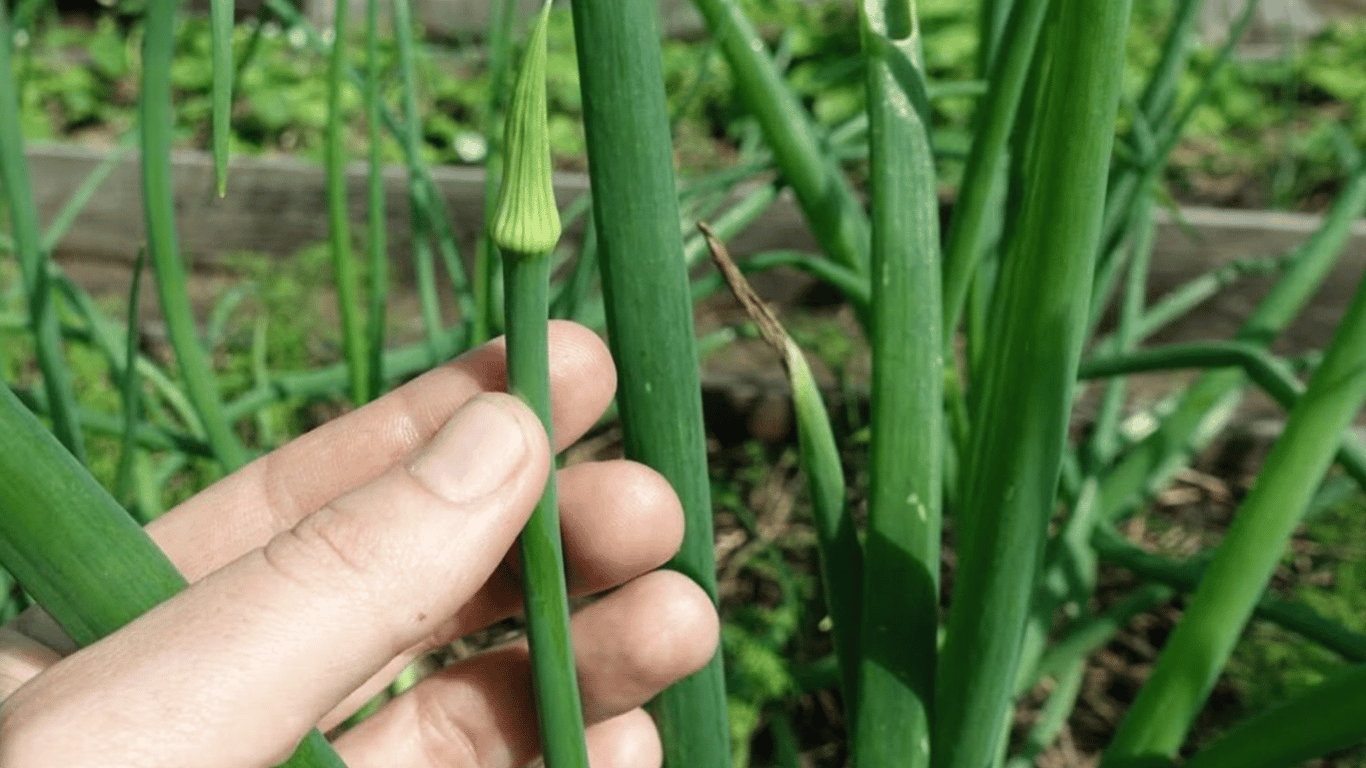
[941,0,1050,341]
[1099,0,1258,271]
[933,2,1132,767]
[325,0,368,405]
[12,385,208,456]
[1081,341,1366,489]
[855,2,942,765]
[1092,523,1366,663]
[363,0,386,400]
[0,0,86,462]
[114,249,147,506]
[224,330,464,420]
[255,0,471,344]
[52,271,203,438]
[472,0,519,346]
[1105,263,1366,759]
[1026,583,1173,691]
[391,0,453,356]
[688,0,870,279]
[1097,158,1366,520]
[1087,252,1290,358]
[41,129,137,253]
[1137,0,1207,129]
[570,0,731,764]
[1004,660,1085,768]
[142,0,247,469]
[210,0,234,196]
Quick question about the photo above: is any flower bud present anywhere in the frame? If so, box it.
[491,0,561,256]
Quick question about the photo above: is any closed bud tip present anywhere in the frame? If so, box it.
[492,0,561,256]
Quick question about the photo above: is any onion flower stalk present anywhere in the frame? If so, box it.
[491,4,590,768]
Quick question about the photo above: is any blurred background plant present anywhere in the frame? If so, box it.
[10,0,1366,205]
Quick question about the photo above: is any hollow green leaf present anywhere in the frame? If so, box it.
[855,2,941,765]
[933,3,1133,767]
[941,0,1050,341]
[0,385,345,768]
[700,224,863,706]
[571,0,731,764]
[364,0,387,401]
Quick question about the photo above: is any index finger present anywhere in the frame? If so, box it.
[149,320,615,584]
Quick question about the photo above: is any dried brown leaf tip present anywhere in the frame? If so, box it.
[698,221,792,358]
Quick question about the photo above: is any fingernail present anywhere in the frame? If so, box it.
[409,396,529,503]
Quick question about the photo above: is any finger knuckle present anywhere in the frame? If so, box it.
[261,506,387,596]
[410,685,484,768]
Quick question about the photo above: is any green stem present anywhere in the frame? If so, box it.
[1087,251,1290,358]
[1025,583,1173,691]
[934,2,1132,766]
[571,1,731,764]
[210,0,234,196]
[364,0,387,401]
[502,251,590,768]
[325,0,368,405]
[0,1,86,462]
[1092,524,1366,663]
[1106,261,1366,758]
[142,0,247,470]
[688,0,870,279]
[941,0,1051,342]
[114,250,148,504]
[1096,157,1366,521]
[390,0,446,358]
[1099,0,1258,268]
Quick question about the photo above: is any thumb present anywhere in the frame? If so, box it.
[0,393,550,768]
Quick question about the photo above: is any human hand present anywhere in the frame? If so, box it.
[0,321,718,768]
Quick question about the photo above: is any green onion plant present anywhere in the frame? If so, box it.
[324,0,367,405]
[856,3,941,766]
[491,5,590,767]
[569,0,729,764]
[5,0,1366,767]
